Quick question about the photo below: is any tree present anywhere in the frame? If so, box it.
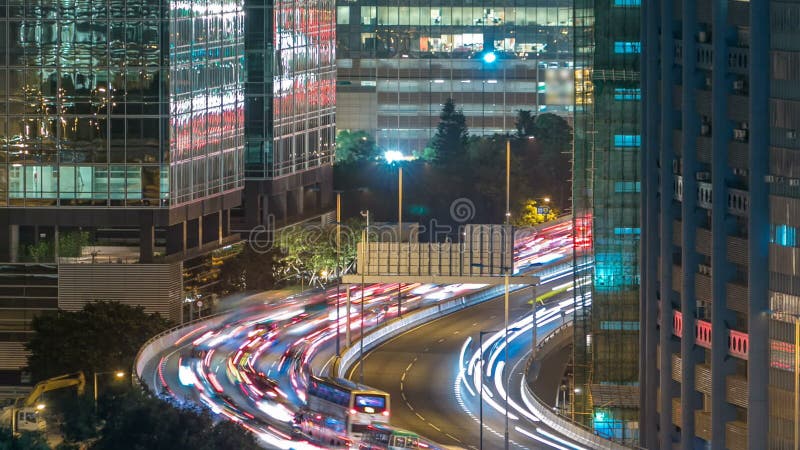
[91,391,261,450]
[273,220,361,287]
[428,98,469,165]
[513,199,558,226]
[26,301,173,381]
[216,244,277,294]
[515,110,536,137]
[58,231,90,258]
[335,130,380,165]
[0,428,51,450]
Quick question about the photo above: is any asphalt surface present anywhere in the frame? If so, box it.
[346,286,582,450]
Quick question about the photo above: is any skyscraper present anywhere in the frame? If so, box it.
[571,0,641,443]
[640,1,798,448]
[240,0,335,229]
[0,0,244,383]
[335,1,575,153]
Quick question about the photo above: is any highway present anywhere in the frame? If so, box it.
[135,220,583,449]
[345,271,589,450]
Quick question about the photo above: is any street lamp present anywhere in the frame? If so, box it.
[359,209,370,384]
[94,370,125,414]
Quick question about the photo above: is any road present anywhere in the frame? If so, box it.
[346,274,589,450]
[135,220,582,449]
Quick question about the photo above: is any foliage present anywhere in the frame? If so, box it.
[273,219,361,288]
[0,428,51,450]
[515,110,536,137]
[58,391,98,442]
[90,391,260,450]
[428,98,469,165]
[25,301,172,381]
[58,231,90,258]
[513,199,559,226]
[25,241,52,262]
[215,244,277,294]
[335,130,380,165]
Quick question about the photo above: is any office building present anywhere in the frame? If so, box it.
[335,1,576,152]
[240,0,336,230]
[0,0,245,383]
[571,0,641,443]
[639,0,800,448]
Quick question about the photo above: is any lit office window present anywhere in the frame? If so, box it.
[614,41,641,53]
[614,181,641,193]
[614,88,641,101]
[613,0,641,6]
[613,135,641,147]
[613,227,641,235]
[771,224,798,247]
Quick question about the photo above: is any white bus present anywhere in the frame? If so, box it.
[297,376,390,448]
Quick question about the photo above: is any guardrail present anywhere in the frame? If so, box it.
[333,258,576,378]
[521,324,637,450]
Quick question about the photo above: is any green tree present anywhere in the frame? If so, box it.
[216,244,277,294]
[58,231,90,258]
[515,110,536,137]
[26,241,52,262]
[0,428,51,450]
[428,98,469,165]
[26,301,172,381]
[273,220,361,287]
[513,199,558,226]
[335,130,380,165]
[91,391,260,450]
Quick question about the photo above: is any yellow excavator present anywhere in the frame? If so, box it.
[1,372,86,434]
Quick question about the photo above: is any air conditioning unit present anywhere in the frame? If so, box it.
[790,179,800,187]
[698,31,709,43]
[765,175,781,183]
[787,130,797,140]
[700,123,711,136]
[734,128,747,141]
[705,77,713,88]
[732,80,745,91]
[696,171,711,181]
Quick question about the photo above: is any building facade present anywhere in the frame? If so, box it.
[240,0,335,229]
[335,1,576,153]
[640,0,800,448]
[571,0,641,443]
[0,0,245,383]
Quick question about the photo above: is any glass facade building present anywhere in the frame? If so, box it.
[0,0,245,207]
[571,0,641,444]
[335,1,578,152]
[639,1,800,449]
[243,0,335,179]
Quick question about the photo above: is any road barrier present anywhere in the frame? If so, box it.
[332,259,575,378]
[521,323,637,450]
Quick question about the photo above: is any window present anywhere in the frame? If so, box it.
[337,6,349,25]
[771,224,798,247]
[614,227,641,235]
[613,0,641,6]
[614,41,641,54]
[614,181,641,193]
[614,88,641,101]
[614,134,641,147]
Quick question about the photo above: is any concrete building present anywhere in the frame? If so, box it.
[335,1,576,153]
[639,0,800,448]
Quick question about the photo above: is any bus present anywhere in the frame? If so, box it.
[359,424,420,450]
[297,376,390,447]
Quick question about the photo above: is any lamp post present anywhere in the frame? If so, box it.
[503,138,511,450]
[398,166,403,318]
[359,209,370,384]
[94,370,125,414]
[335,191,342,357]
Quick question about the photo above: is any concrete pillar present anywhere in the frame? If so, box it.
[659,0,679,447]
[166,222,185,256]
[139,215,155,263]
[9,224,18,263]
[680,0,703,445]
[53,225,59,259]
[640,0,660,444]
[186,218,200,249]
[710,0,738,447]
[747,0,770,447]
[222,209,230,237]
[270,193,287,223]
[244,182,261,230]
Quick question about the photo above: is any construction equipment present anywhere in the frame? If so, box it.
[1,372,86,434]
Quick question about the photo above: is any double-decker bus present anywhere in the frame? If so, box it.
[297,375,390,447]
[359,424,420,450]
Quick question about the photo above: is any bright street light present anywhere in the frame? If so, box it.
[482,51,497,63]
[35,404,45,411]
